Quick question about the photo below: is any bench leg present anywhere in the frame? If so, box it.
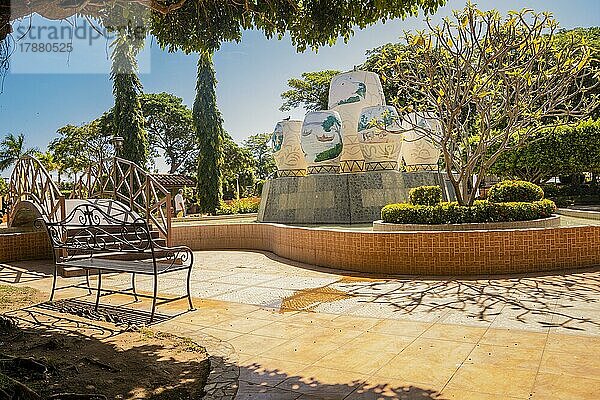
[150,274,157,324]
[49,264,58,302]
[186,266,194,311]
[85,270,92,295]
[131,273,139,302]
[95,270,102,311]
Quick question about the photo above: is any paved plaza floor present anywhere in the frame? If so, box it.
[2,250,600,399]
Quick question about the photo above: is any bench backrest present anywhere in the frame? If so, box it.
[36,202,153,263]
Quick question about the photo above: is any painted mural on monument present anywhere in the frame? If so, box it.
[329,70,386,173]
[271,119,308,177]
[358,105,404,171]
[300,111,343,173]
[401,112,442,171]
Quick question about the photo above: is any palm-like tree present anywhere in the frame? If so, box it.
[0,133,37,172]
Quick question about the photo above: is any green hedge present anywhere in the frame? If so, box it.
[216,197,261,215]
[409,186,442,206]
[488,180,544,203]
[381,199,557,225]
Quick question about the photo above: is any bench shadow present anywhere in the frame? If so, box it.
[35,298,184,326]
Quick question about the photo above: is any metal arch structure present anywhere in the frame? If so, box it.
[8,156,173,245]
[8,155,65,226]
[70,157,173,245]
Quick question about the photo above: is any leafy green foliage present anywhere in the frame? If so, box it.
[194,51,224,214]
[49,122,113,178]
[150,1,445,54]
[217,197,260,215]
[139,93,195,174]
[490,120,600,183]
[110,27,148,167]
[243,133,275,180]
[381,199,556,224]
[409,186,442,206]
[280,70,340,112]
[0,177,7,197]
[0,133,37,172]
[488,181,544,203]
[222,133,256,200]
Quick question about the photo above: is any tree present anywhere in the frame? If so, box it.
[379,4,598,205]
[139,93,196,174]
[0,133,37,172]
[49,122,113,179]
[280,70,341,111]
[243,133,275,180]
[222,133,256,200]
[34,150,62,183]
[110,25,148,167]
[193,51,224,214]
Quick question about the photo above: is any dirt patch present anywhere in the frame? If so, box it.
[0,285,210,399]
[0,321,210,399]
[0,285,45,312]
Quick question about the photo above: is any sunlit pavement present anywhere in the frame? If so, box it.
[3,251,600,399]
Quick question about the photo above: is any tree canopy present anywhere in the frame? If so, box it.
[139,92,196,174]
[0,133,37,172]
[376,4,599,205]
[280,70,341,112]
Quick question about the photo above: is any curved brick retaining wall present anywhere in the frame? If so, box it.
[172,222,600,276]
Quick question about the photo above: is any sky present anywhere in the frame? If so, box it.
[1,0,599,176]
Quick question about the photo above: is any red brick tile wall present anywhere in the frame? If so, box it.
[0,231,53,263]
[172,223,600,276]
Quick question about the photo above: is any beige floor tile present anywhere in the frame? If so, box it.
[238,357,308,388]
[347,332,415,354]
[314,348,397,376]
[465,343,543,370]
[440,388,527,399]
[421,323,487,343]
[227,333,288,356]
[539,350,600,379]
[260,338,341,364]
[479,328,548,349]
[369,319,433,337]
[295,326,364,344]
[545,333,600,358]
[277,366,367,399]
[446,364,537,398]
[250,321,308,340]
[198,326,243,341]
[326,314,380,331]
[212,316,275,334]
[531,372,600,400]
[374,339,475,386]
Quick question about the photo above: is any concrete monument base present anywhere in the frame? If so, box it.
[257,171,447,224]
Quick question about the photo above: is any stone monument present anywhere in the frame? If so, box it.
[258,71,449,224]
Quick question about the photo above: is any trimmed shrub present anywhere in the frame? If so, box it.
[409,186,443,206]
[216,197,261,215]
[488,180,544,203]
[381,199,556,225]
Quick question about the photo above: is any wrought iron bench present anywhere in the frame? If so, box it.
[36,202,194,323]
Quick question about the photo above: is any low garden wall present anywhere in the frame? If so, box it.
[0,230,53,263]
[373,215,560,231]
[172,221,600,276]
